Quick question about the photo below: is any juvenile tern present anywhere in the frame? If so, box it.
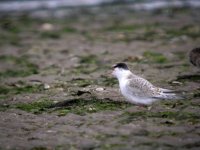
[112,63,181,105]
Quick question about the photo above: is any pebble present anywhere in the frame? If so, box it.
[189,47,200,68]
[53,100,58,103]
[46,130,56,133]
[171,81,183,85]
[44,83,50,89]
[95,87,104,92]
[88,107,95,111]
[41,23,54,31]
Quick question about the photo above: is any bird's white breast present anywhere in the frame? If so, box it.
[119,79,135,102]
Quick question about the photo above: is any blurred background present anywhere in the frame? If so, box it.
[0,0,200,16]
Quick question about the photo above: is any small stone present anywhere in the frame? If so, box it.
[189,47,200,68]
[171,81,183,85]
[88,107,95,111]
[13,83,22,88]
[170,35,189,43]
[29,80,42,85]
[41,23,54,31]
[70,56,79,63]
[44,83,50,89]
[47,130,56,133]
[147,106,152,111]
[53,100,58,103]
[116,33,125,40]
[96,87,104,92]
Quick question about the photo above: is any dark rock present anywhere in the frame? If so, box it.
[189,47,200,68]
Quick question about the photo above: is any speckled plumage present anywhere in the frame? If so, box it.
[112,63,181,105]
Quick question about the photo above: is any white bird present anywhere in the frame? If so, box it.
[112,63,182,105]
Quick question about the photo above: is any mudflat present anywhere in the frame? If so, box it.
[0,5,200,150]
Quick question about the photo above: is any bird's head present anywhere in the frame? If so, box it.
[112,63,130,79]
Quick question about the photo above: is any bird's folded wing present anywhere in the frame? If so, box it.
[126,77,156,97]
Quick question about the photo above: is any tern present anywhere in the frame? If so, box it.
[112,63,181,105]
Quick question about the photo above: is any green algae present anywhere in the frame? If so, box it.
[31,146,48,150]
[72,65,98,74]
[143,51,168,63]
[104,23,160,32]
[0,81,43,101]
[166,25,200,39]
[79,54,99,64]
[0,69,38,78]
[72,54,102,74]
[55,99,130,116]
[0,55,38,78]
[192,88,200,98]
[120,110,200,124]
[0,98,51,113]
[39,31,61,39]
[176,75,200,82]
[3,98,129,115]
[0,103,9,111]
[99,143,126,150]
[0,17,21,33]
[0,16,27,46]
[14,99,53,114]
[97,75,117,87]
[148,131,181,138]
[62,27,77,33]
[0,32,21,46]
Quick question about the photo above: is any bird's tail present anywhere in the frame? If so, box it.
[152,88,185,100]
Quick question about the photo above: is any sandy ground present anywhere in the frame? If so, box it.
[0,5,200,150]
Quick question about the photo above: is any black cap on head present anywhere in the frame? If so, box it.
[112,63,129,70]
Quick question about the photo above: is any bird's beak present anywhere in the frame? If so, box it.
[112,64,116,69]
